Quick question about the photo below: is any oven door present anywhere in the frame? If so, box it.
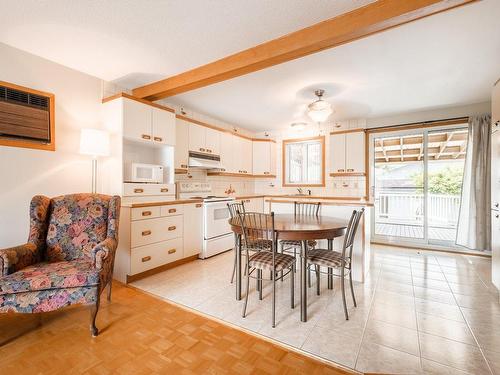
[204,201,232,240]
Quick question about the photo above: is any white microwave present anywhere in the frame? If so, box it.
[125,163,164,184]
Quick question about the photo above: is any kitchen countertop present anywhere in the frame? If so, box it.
[122,199,203,208]
[122,195,373,208]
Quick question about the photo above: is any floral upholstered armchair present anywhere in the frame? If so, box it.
[0,193,120,337]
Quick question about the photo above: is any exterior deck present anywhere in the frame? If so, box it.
[375,223,456,242]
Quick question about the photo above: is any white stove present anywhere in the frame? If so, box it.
[176,182,235,258]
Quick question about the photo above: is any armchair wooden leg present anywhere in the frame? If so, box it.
[107,280,112,302]
[90,295,100,337]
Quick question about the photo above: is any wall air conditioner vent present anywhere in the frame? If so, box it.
[0,81,54,148]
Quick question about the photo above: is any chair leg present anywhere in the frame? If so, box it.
[272,269,276,328]
[280,243,284,282]
[316,265,320,296]
[90,294,100,337]
[258,269,263,300]
[231,247,237,284]
[290,263,295,309]
[341,268,349,320]
[107,280,112,302]
[308,266,312,288]
[349,269,357,307]
[242,264,251,318]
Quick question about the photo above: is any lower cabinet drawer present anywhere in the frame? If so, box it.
[131,215,183,248]
[160,204,184,217]
[131,206,161,221]
[130,238,183,275]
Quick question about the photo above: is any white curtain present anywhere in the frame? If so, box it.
[456,114,492,251]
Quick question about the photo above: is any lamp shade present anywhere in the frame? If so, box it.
[79,128,110,157]
[307,99,333,123]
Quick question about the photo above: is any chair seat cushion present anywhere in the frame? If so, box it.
[307,249,348,268]
[280,239,317,248]
[249,251,295,271]
[0,260,99,295]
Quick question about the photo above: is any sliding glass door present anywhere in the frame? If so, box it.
[370,124,468,249]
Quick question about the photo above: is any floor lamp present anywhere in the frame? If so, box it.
[79,128,110,193]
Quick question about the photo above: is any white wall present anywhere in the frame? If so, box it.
[0,43,106,248]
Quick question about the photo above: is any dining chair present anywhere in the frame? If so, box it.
[279,201,320,283]
[228,201,246,284]
[306,208,364,320]
[237,211,295,328]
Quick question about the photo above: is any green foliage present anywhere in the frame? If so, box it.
[412,166,463,195]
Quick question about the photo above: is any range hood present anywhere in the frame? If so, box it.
[188,151,222,170]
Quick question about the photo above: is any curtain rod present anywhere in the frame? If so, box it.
[366,116,469,133]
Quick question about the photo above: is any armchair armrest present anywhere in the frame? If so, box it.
[0,243,39,276]
[91,238,117,271]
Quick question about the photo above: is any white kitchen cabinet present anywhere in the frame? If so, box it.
[331,133,346,173]
[241,197,263,213]
[220,132,234,173]
[345,131,365,173]
[330,130,365,175]
[241,137,253,174]
[183,202,203,257]
[205,127,220,155]
[252,141,276,176]
[188,122,206,153]
[121,97,175,145]
[152,107,176,145]
[175,118,189,169]
[122,97,151,142]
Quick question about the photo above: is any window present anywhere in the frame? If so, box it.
[283,136,325,186]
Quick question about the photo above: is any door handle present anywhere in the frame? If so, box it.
[154,136,163,142]
[141,134,151,140]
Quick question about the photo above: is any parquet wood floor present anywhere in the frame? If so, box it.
[0,282,358,375]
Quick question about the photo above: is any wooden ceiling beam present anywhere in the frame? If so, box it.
[132,0,476,100]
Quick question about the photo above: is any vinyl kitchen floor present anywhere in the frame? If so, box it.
[132,244,500,374]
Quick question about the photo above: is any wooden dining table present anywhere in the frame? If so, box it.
[229,214,347,322]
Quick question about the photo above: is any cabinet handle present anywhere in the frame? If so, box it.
[168,226,176,231]
[154,136,163,142]
[264,172,269,175]
[141,211,152,216]
[160,188,169,193]
[141,256,151,262]
[347,169,354,172]
[134,188,144,193]
[142,230,151,236]
[141,134,151,140]
[495,121,499,127]
[495,203,499,208]
[195,204,202,208]
[168,248,176,254]
[496,214,499,219]
[338,169,345,172]
[168,208,176,213]
[181,164,187,168]
[200,148,206,152]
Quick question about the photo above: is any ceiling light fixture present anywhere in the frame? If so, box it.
[307,89,332,123]
[290,122,307,131]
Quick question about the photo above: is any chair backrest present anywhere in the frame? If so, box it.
[236,211,276,256]
[227,201,246,219]
[44,193,120,262]
[294,201,320,216]
[341,208,365,261]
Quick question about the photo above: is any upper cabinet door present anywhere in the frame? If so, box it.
[269,141,277,175]
[242,138,253,174]
[330,133,346,173]
[232,135,243,173]
[220,132,234,173]
[345,131,365,173]
[122,98,152,142]
[252,141,270,175]
[175,119,189,169]
[205,127,220,155]
[188,123,206,153]
[151,107,175,145]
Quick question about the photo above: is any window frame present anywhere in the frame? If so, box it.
[282,135,325,187]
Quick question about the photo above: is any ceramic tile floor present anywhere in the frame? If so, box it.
[131,244,500,374]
